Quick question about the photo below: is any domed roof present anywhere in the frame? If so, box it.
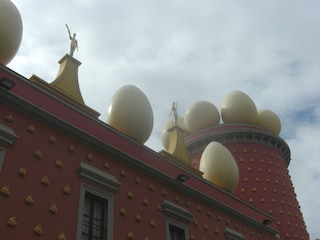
[256,109,281,135]
[106,85,153,144]
[221,90,257,124]
[184,101,220,133]
[0,0,23,65]
[199,141,239,192]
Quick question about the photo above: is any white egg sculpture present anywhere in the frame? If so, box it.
[0,0,23,65]
[256,109,281,135]
[221,90,257,124]
[184,101,220,133]
[199,141,239,192]
[161,115,186,150]
[106,85,153,144]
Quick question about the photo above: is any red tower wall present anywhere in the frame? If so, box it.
[186,124,309,240]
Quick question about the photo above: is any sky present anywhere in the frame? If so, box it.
[7,0,320,238]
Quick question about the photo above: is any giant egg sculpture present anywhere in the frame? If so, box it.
[184,101,220,133]
[106,85,153,144]
[199,141,239,192]
[0,0,23,65]
[221,90,257,124]
[256,109,281,135]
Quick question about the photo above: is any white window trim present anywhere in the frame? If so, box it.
[78,162,121,193]
[225,227,246,240]
[0,148,5,172]
[165,217,190,240]
[76,184,115,240]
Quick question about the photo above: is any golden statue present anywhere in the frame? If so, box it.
[65,24,78,56]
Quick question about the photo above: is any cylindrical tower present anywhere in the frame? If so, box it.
[186,123,309,240]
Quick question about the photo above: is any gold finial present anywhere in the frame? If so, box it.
[65,24,78,56]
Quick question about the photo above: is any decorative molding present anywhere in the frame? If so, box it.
[186,125,291,166]
[78,162,121,193]
[162,200,193,223]
[0,124,18,147]
[225,227,246,240]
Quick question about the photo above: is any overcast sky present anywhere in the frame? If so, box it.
[8,0,320,238]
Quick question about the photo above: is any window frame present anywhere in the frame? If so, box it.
[0,147,5,172]
[76,184,114,240]
[165,218,189,240]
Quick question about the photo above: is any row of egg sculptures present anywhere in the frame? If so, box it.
[0,0,23,65]
[161,90,282,193]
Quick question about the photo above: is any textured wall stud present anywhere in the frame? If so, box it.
[150,219,156,227]
[34,225,43,235]
[260,198,265,203]
[214,228,219,234]
[253,149,257,153]
[86,154,94,161]
[247,167,252,172]
[41,176,50,185]
[271,198,275,203]
[25,195,35,205]
[55,159,64,168]
[127,231,134,239]
[49,203,58,214]
[240,188,245,193]
[27,125,36,133]
[197,205,202,212]
[58,232,67,240]
[144,237,150,240]
[185,201,191,208]
[244,177,248,182]
[207,211,212,217]
[204,224,209,231]
[265,178,270,183]
[226,219,230,225]
[134,177,140,184]
[263,187,268,192]
[18,167,27,176]
[143,198,149,206]
[136,214,142,222]
[250,158,255,162]
[5,114,14,122]
[120,207,127,216]
[252,187,256,192]
[258,168,262,172]
[234,224,239,229]
[7,217,18,227]
[243,148,247,153]
[239,158,244,162]
[48,135,56,144]
[120,169,126,177]
[268,209,273,214]
[148,184,154,191]
[162,189,167,196]
[260,159,265,163]
[127,191,134,199]
[104,162,110,170]
[1,186,10,196]
[217,216,222,222]
[255,177,260,182]
[34,150,42,159]
[174,195,180,202]
[157,203,162,211]
[68,145,75,153]
[242,228,247,233]
[190,235,195,240]
[249,198,254,203]
[232,149,236,153]
[63,185,71,195]
[193,219,198,226]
